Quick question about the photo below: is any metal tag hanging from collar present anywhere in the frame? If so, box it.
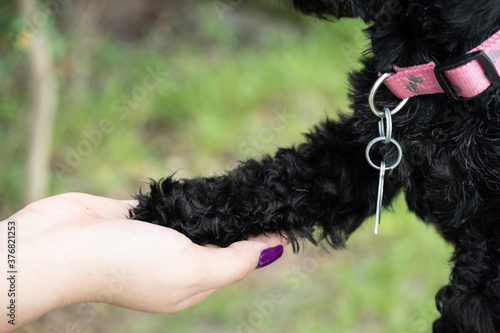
[366,74,405,234]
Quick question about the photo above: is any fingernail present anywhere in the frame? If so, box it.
[256,245,284,269]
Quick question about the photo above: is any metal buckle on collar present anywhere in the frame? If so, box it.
[434,50,500,101]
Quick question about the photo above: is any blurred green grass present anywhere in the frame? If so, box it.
[1,2,454,332]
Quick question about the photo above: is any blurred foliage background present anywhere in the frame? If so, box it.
[1,0,452,332]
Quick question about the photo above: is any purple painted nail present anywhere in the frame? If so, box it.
[256,245,284,269]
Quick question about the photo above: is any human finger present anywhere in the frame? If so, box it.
[200,233,289,289]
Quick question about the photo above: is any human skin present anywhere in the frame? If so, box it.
[0,193,288,332]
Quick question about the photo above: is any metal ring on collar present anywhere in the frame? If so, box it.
[378,107,393,143]
[369,73,409,118]
[365,137,403,171]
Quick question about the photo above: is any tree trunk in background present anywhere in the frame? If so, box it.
[18,0,58,204]
[64,0,107,102]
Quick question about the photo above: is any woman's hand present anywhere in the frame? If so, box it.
[0,193,288,332]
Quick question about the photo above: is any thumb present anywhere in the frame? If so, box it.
[203,234,289,289]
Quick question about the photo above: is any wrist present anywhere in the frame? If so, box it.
[1,216,97,330]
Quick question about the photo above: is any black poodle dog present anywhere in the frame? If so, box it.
[131,1,500,332]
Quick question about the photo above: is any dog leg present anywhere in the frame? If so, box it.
[433,231,500,333]
[131,118,401,250]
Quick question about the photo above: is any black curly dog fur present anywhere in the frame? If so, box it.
[131,1,500,332]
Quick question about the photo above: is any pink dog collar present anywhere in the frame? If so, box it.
[383,29,500,100]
